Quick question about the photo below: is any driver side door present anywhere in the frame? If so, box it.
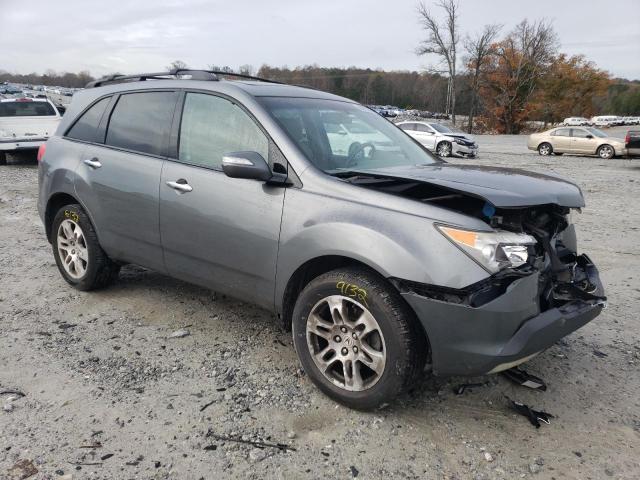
[571,128,598,154]
[415,123,437,150]
[159,92,286,310]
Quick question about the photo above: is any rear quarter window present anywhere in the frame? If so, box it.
[65,97,111,143]
[0,101,56,117]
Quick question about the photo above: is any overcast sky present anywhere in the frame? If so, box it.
[1,0,639,79]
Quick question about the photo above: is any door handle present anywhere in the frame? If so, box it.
[166,180,193,193]
[83,158,102,169]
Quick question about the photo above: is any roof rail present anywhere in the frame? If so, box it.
[85,69,282,88]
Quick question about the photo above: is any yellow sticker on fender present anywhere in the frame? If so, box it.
[336,281,369,307]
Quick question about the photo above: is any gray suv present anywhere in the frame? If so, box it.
[38,70,605,410]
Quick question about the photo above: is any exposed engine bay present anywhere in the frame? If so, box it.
[343,173,607,311]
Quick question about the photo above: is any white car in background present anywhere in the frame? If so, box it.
[563,117,591,126]
[396,121,478,158]
[0,98,62,164]
[325,118,399,156]
[591,116,619,127]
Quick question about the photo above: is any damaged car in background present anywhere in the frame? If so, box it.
[38,70,605,410]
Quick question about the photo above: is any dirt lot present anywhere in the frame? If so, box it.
[1,133,639,480]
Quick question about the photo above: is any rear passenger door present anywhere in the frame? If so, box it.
[159,91,286,310]
[550,128,572,152]
[74,90,178,272]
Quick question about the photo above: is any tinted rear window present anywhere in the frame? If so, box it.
[66,97,111,142]
[105,92,177,156]
[0,101,56,117]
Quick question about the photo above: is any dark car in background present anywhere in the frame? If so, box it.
[626,130,640,157]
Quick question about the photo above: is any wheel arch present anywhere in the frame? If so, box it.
[279,255,379,331]
[45,192,80,242]
[278,254,431,352]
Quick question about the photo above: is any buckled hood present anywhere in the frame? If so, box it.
[353,163,585,208]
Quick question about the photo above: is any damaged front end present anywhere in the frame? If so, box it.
[344,170,607,376]
[401,203,606,312]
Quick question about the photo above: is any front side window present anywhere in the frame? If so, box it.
[429,123,452,134]
[259,97,440,173]
[571,128,591,138]
[178,93,268,170]
[66,97,111,142]
[105,91,177,156]
[0,100,56,117]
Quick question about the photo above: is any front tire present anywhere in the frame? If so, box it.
[51,204,120,291]
[597,144,615,159]
[292,267,426,410]
[436,141,452,157]
[538,142,553,156]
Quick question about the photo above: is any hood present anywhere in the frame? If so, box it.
[445,133,473,140]
[351,163,585,208]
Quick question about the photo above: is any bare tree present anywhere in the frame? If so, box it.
[417,0,459,124]
[464,24,501,133]
[238,64,255,76]
[166,60,188,72]
[207,65,233,73]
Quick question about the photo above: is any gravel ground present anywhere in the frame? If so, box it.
[1,133,639,480]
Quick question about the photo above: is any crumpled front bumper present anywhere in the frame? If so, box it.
[399,255,605,376]
[452,143,478,158]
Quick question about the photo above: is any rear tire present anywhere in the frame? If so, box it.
[538,142,553,156]
[0,152,6,165]
[292,267,426,410]
[51,203,120,291]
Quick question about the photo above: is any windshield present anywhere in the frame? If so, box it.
[0,101,56,117]
[258,97,439,172]
[586,127,608,138]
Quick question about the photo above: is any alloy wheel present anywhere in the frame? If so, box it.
[437,142,451,157]
[538,143,552,156]
[57,219,89,279]
[598,145,614,159]
[306,295,386,391]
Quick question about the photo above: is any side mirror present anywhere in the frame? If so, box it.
[222,151,272,182]
[586,134,593,139]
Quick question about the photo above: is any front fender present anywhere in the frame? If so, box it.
[275,188,489,312]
